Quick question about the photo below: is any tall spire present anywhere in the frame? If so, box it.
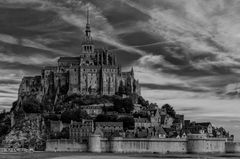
[81,6,94,54]
[85,7,91,39]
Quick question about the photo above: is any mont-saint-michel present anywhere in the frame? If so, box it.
[0,0,240,158]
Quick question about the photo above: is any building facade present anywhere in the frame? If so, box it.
[95,122,123,137]
[69,120,94,143]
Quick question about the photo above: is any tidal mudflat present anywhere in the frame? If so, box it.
[0,152,240,159]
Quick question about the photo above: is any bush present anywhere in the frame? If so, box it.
[113,97,134,113]
[162,104,176,118]
[117,117,135,130]
[133,111,149,118]
[61,109,90,123]
[138,96,149,108]
[95,114,118,122]
[22,98,42,113]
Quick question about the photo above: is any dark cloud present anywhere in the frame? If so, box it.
[114,50,142,67]
[118,31,160,46]
[0,79,20,85]
[0,89,16,94]
[141,83,209,93]
[177,107,203,113]
[0,61,43,73]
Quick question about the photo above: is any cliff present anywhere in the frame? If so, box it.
[3,114,46,150]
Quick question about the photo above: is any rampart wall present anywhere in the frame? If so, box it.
[89,134,226,154]
[46,139,87,152]
[225,142,240,153]
[45,135,234,154]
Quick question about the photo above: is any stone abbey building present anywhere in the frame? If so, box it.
[18,11,140,100]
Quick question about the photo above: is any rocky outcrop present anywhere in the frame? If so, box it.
[3,114,46,150]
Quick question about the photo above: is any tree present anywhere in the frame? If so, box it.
[10,101,18,112]
[138,96,149,108]
[113,97,125,113]
[118,80,125,95]
[117,117,135,130]
[126,77,132,95]
[122,98,134,113]
[61,109,89,123]
[113,97,134,114]
[95,114,118,122]
[22,98,42,113]
[162,104,176,118]
[133,111,149,118]
[60,127,69,139]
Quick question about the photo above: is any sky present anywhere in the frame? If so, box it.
[0,0,239,139]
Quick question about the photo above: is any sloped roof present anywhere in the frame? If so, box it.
[156,126,166,135]
[196,122,211,127]
[134,118,150,123]
[95,122,123,127]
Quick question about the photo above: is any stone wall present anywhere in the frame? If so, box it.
[46,139,87,152]
[45,135,232,154]
[187,134,226,153]
[226,142,240,153]
[109,137,187,153]
[88,134,227,154]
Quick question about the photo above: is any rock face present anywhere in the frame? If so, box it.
[4,114,46,150]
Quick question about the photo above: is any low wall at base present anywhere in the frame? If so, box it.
[111,138,187,154]
[97,137,187,154]
[46,139,87,152]
[226,142,240,153]
[89,134,227,154]
[187,134,226,153]
[45,135,229,153]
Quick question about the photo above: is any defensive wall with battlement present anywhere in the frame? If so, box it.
[45,134,240,154]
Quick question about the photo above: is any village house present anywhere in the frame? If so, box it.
[134,117,151,129]
[161,114,174,128]
[95,122,123,138]
[149,108,161,127]
[81,104,103,117]
[50,120,63,133]
[147,126,166,138]
[69,119,94,143]
[187,122,213,137]
[172,114,184,130]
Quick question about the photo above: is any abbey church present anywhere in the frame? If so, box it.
[18,10,141,100]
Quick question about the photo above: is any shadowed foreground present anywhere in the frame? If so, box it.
[0,152,240,159]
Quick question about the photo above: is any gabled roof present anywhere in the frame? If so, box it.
[95,122,123,127]
[134,118,150,123]
[155,126,166,135]
[196,122,212,127]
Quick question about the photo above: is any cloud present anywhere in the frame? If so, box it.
[124,0,240,71]
[0,34,68,56]
[0,0,239,139]
[141,83,210,93]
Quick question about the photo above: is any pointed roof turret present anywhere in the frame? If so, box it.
[131,67,134,76]
[82,7,94,53]
[85,7,91,39]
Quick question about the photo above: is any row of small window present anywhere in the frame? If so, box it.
[103,69,117,73]
[70,133,89,136]
[83,45,93,51]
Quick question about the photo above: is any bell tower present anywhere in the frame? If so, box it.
[82,8,94,54]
